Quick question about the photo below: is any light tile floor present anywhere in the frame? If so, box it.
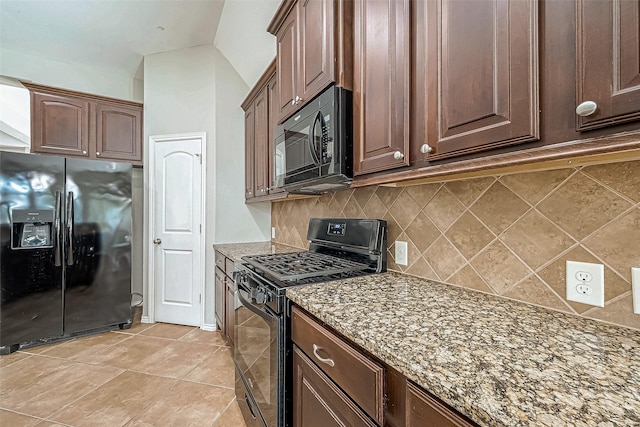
[0,322,247,427]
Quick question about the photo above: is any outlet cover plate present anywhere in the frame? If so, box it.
[632,268,640,314]
[566,260,604,307]
[395,241,408,266]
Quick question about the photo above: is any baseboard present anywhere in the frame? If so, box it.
[200,323,216,332]
[141,316,152,324]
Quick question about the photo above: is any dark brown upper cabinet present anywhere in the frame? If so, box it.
[268,74,285,194]
[244,106,256,200]
[95,102,142,163]
[268,0,353,124]
[353,0,411,175]
[412,0,539,163]
[576,0,640,131]
[242,60,278,202]
[25,82,143,166]
[253,86,270,197]
[30,91,90,158]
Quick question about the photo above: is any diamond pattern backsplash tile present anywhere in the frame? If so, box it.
[271,161,640,330]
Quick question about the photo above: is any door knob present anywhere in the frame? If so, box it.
[153,238,162,245]
[393,151,404,160]
[576,101,597,117]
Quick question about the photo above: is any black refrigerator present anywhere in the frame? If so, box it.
[0,152,132,354]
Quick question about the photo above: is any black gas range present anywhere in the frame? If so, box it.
[233,218,387,427]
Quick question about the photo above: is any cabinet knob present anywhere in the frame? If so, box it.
[96,152,101,156]
[420,144,433,154]
[82,150,87,155]
[393,151,404,160]
[576,101,598,117]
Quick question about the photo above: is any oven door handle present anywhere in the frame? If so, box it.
[238,290,275,322]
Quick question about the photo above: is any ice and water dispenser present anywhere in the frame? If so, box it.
[10,209,54,249]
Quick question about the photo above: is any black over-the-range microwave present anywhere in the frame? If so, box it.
[273,85,353,194]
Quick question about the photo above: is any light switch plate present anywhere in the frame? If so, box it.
[632,268,640,314]
[566,260,604,307]
[271,227,276,239]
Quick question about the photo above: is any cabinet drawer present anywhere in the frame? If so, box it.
[293,345,376,427]
[215,250,226,272]
[225,258,235,277]
[291,306,384,424]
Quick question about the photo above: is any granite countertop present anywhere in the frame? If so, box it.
[287,272,640,427]
[214,241,302,263]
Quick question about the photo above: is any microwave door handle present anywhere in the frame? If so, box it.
[308,112,322,166]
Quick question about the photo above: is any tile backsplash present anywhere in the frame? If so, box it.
[272,160,640,330]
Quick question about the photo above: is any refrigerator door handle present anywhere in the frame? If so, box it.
[66,191,74,266]
[54,191,62,266]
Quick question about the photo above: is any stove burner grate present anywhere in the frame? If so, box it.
[242,251,369,282]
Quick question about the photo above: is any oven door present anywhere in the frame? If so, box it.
[235,280,280,427]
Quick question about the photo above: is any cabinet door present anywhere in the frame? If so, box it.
[95,102,142,163]
[268,74,285,194]
[254,87,270,197]
[419,0,538,159]
[225,279,235,345]
[215,269,225,333]
[406,382,475,427]
[299,0,334,103]
[292,346,376,427]
[244,107,255,200]
[353,0,410,175]
[31,92,90,157]
[277,3,300,122]
[576,0,640,131]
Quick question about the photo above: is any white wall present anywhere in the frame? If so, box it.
[143,45,270,328]
[214,0,279,88]
[0,47,142,102]
[213,48,271,245]
[143,45,216,326]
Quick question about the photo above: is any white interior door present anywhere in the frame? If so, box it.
[152,135,203,326]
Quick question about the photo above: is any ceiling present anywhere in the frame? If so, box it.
[0,0,226,79]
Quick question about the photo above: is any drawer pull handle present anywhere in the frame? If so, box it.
[312,344,335,367]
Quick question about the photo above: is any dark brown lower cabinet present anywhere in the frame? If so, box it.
[407,381,476,427]
[291,305,478,427]
[225,279,235,346]
[214,268,225,333]
[292,345,376,427]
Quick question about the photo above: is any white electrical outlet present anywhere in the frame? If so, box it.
[632,268,640,315]
[271,227,276,239]
[395,241,408,266]
[566,261,604,307]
